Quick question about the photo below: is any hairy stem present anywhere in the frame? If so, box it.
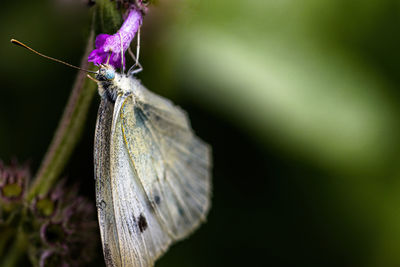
[27,31,97,201]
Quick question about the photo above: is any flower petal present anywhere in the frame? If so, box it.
[95,33,110,48]
[88,49,109,66]
[88,7,142,68]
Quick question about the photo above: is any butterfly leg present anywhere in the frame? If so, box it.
[128,48,143,75]
[106,51,112,65]
[128,27,143,75]
[119,32,125,73]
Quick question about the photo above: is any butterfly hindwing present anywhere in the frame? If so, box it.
[119,82,212,240]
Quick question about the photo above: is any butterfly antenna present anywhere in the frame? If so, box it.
[11,39,97,74]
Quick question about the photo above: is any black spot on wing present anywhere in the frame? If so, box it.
[138,213,148,233]
[178,206,185,217]
[154,195,161,205]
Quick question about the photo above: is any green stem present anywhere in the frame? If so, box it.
[26,0,124,202]
[0,227,15,257]
[27,31,97,201]
[0,228,27,267]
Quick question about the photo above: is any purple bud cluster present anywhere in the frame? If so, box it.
[0,161,97,266]
[0,160,29,203]
[32,181,97,267]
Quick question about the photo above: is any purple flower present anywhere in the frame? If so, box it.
[0,160,30,202]
[39,249,69,267]
[32,180,97,266]
[32,180,66,219]
[40,221,70,249]
[88,7,143,68]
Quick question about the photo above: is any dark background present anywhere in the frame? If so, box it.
[1,0,400,266]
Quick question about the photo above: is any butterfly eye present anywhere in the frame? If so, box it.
[104,69,115,80]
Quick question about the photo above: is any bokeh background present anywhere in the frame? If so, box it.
[1,0,400,266]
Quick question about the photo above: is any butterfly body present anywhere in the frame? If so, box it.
[94,66,212,267]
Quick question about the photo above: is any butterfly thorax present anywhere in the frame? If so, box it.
[96,66,137,102]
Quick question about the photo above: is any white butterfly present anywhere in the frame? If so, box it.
[10,37,212,267]
[93,65,212,266]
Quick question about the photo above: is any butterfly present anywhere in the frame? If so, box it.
[93,61,212,266]
[10,38,212,267]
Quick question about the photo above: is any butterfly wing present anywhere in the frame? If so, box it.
[118,81,212,240]
[107,95,173,266]
[94,99,122,266]
[101,80,212,266]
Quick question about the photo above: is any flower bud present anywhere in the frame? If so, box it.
[30,181,97,266]
[0,160,29,202]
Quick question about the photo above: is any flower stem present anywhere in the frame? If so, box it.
[0,228,27,267]
[0,227,15,259]
[26,31,97,201]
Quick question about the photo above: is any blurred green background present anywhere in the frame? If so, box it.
[1,0,400,266]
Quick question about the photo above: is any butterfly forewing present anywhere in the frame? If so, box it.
[94,99,122,266]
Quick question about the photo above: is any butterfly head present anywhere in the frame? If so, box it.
[96,65,116,81]
[93,65,128,102]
